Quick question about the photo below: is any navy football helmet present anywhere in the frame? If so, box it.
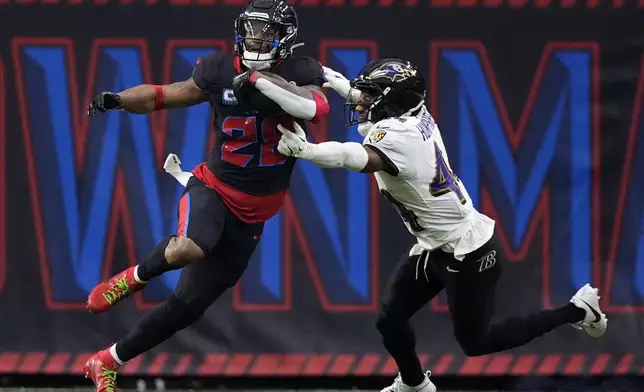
[234,0,299,70]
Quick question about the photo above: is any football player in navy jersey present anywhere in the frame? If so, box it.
[82,1,328,390]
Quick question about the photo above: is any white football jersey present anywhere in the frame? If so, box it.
[363,107,495,260]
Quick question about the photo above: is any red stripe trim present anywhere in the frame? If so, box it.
[152,85,165,110]
[353,353,380,375]
[197,354,228,375]
[18,353,46,373]
[379,356,398,375]
[173,354,193,376]
[192,163,284,223]
[148,353,169,375]
[70,353,92,375]
[176,193,189,236]
[0,353,21,373]
[120,355,144,375]
[485,354,513,375]
[6,0,642,6]
[615,354,634,375]
[537,354,562,375]
[328,354,355,376]
[310,91,330,124]
[459,355,490,375]
[589,354,610,375]
[0,352,637,376]
[302,354,331,376]
[249,354,282,376]
[432,354,454,375]
[224,353,252,376]
[277,354,307,375]
[249,71,260,85]
[233,56,243,73]
[43,353,71,374]
[510,354,537,375]
[563,354,585,375]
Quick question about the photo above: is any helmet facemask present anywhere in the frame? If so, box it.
[345,83,391,136]
[235,16,296,70]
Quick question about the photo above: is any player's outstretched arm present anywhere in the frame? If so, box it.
[87,78,208,116]
[276,122,397,176]
[236,70,330,122]
[119,78,208,113]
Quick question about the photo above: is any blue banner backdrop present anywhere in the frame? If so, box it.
[0,0,643,377]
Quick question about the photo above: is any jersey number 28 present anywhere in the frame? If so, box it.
[221,116,288,167]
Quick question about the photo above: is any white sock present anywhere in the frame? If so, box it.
[133,265,147,284]
[109,344,124,365]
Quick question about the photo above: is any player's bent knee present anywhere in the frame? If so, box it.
[455,333,489,357]
[375,310,398,335]
[165,294,211,331]
[459,344,488,357]
[165,236,205,267]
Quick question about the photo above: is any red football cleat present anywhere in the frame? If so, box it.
[87,266,146,313]
[83,348,121,392]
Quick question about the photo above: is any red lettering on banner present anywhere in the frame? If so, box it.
[603,53,644,313]
[0,58,6,294]
[313,39,379,142]
[12,37,227,310]
[1,0,641,6]
[428,41,601,312]
[297,39,379,312]
[160,39,229,160]
[233,40,381,312]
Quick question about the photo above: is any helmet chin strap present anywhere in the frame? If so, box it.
[357,121,373,137]
[355,87,387,137]
[241,35,300,71]
[356,97,425,138]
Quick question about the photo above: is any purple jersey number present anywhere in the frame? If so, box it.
[429,142,466,204]
[380,189,424,232]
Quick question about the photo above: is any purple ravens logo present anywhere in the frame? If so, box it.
[368,62,417,82]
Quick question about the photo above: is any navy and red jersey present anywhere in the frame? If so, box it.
[190,53,325,224]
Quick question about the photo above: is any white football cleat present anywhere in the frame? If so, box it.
[569,283,607,338]
[381,371,437,392]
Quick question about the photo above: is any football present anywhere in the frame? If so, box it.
[234,71,286,115]
[242,86,285,115]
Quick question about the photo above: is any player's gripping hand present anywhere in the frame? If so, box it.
[87,92,123,116]
[232,70,256,107]
[322,66,361,103]
[277,121,310,158]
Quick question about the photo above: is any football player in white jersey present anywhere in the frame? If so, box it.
[276,58,607,392]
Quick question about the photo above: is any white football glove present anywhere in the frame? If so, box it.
[277,121,311,158]
[163,153,193,187]
[322,66,361,103]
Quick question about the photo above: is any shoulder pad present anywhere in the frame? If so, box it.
[192,52,231,90]
[281,56,324,87]
[196,52,227,68]
[372,118,413,132]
